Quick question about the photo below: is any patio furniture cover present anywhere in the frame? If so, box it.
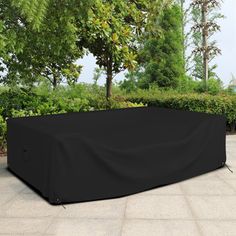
[7,107,226,204]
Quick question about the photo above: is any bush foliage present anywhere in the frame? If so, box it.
[125,90,236,124]
[0,114,6,151]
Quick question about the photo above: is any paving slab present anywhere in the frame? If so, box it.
[198,220,236,236]
[57,198,127,219]
[46,219,122,236]
[0,173,26,194]
[224,179,236,192]
[0,217,53,235]
[4,193,63,218]
[125,195,193,219]
[180,179,235,195]
[121,219,200,236]
[187,196,236,220]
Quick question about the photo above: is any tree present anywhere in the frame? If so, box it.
[132,3,185,89]
[3,0,180,97]
[191,0,222,90]
[77,0,148,99]
[0,0,22,76]
[10,0,93,29]
[191,5,204,80]
[93,67,104,85]
[10,0,50,29]
[1,0,89,88]
[177,0,192,73]
[3,0,148,95]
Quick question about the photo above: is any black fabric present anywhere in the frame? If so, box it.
[7,107,226,204]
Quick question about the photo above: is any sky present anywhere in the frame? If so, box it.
[78,0,236,87]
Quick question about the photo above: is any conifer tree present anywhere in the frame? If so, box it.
[191,0,222,90]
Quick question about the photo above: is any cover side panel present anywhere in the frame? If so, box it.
[7,119,54,200]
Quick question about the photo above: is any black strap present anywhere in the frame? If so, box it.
[56,197,66,209]
[225,163,233,173]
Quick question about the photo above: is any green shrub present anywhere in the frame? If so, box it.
[195,78,223,95]
[88,95,145,111]
[0,114,6,152]
[126,91,236,125]
[0,88,46,117]
[0,87,92,117]
[176,76,198,93]
[11,109,41,118]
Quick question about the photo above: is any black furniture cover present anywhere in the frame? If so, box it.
[7,107,226,204]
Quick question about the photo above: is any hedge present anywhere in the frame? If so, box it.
[125,92,236,126]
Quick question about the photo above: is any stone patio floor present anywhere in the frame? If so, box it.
[0,135,235,236]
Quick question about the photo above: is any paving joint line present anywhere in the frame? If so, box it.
[179,183,204,236]
[119,197,128,236]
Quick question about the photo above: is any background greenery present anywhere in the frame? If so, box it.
[0,0,235,152]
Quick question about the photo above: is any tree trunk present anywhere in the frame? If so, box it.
[180,0,186,71]
[106,55,113,99]
[106,77,112,99]
[202,1,208,91]
[52,76,57,90]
